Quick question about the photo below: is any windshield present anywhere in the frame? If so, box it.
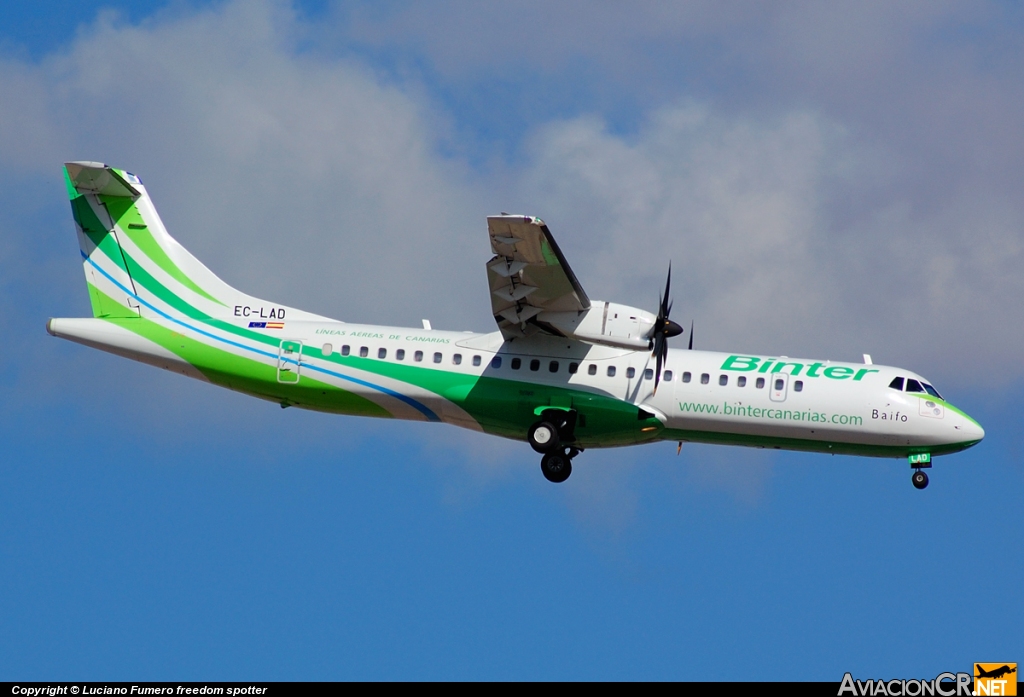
[922,383,943,399]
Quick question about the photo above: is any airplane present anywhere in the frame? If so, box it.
[976,666,1016,680]
[48,162,985,489]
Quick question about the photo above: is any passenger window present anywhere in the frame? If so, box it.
[719,375,728,386]
[433,352,442,364]
[453,354,462,365]
[396,349,405,360]
[414,350,423,362]
[682,372,691,383]
[889,377,904,391]
[588,364,597,376]
[359,346,369,358]
[626,367,636,379]
[644,369,654,380]
[664,370,673,382]
[774,378,784,391]
[472,355,481,367]
[322,343,333,356]
[701,373,710,385]
[737,376,746,387]
[905,379,924,393]
[549,361,559,373]
[756,377,765,389]
[378,348,387,359]
[794,380,803,392]
[530,359,540,371]
[341,345,350,356]
[607,366,616,377]
[511,358,521,370]
[491,356,502,369]
[569,362,579,374]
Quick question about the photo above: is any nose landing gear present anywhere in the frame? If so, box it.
[912,470,929,489]
[909,453,931,490]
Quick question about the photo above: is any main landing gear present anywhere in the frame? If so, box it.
[541,448,578,483]
[529,410,581,483]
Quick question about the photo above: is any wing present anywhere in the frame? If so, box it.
[486,215,590,338]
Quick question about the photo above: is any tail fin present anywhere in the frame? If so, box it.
[64,162,326,324]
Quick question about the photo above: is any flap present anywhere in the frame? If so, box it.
[486,215,590,339]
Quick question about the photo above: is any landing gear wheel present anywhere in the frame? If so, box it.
[541,451,572,483]
[912,470,929,490]
[528,421,560,453]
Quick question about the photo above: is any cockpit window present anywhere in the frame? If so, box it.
[923,383,942,399]
[905,378,925,393]
[888,377,904,391]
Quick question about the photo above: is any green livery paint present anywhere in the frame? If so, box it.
[721,355,880,382]
[99,195,222,305]
[50,162,984,487]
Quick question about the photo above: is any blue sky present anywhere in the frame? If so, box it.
[1,0,1021,680]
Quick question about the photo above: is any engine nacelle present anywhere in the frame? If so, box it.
[538,301,656,350]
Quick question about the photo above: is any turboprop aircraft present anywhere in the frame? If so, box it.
[49,162,984,488]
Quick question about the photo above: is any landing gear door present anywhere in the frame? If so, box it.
[769,371,788,402]
[278,340,302,383]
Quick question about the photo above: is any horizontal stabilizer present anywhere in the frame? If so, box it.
[65,161,141,198]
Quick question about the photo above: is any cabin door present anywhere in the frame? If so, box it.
[277,340,302,383]
[769,371,789,402]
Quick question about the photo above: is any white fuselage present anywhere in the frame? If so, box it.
[49,315,984,456]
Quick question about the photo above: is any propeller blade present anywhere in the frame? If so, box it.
[654,347,663,394]
[688,320,693,350]
[661,264,672,318]
[650,264,679,393]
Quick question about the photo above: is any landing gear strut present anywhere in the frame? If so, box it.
[912,470,929,490]
[530,409,580,483]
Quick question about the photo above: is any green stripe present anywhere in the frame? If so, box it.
[660,426,981,458]
[97,310,390,418]
[98,195,224,305]
[71,196,130,275]
[912,394,982,428]
[86,281,138,319]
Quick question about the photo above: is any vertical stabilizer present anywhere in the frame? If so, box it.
[63,162,328,325]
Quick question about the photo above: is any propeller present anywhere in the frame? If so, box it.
[650,264,684,394]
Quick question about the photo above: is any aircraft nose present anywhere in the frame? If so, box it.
[961,413,985,444]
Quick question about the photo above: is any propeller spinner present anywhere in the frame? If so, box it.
[650,265,684,393]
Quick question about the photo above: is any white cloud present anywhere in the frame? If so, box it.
[512,104,1024,388]
[0,0,491,331]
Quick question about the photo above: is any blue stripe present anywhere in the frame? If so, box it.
[83,252,442,421]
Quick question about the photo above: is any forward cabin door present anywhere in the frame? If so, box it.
[769,371,789,402]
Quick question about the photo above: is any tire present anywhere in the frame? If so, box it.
[541,452,572,483]
[528,421,560,453]
[912,470,929,490]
